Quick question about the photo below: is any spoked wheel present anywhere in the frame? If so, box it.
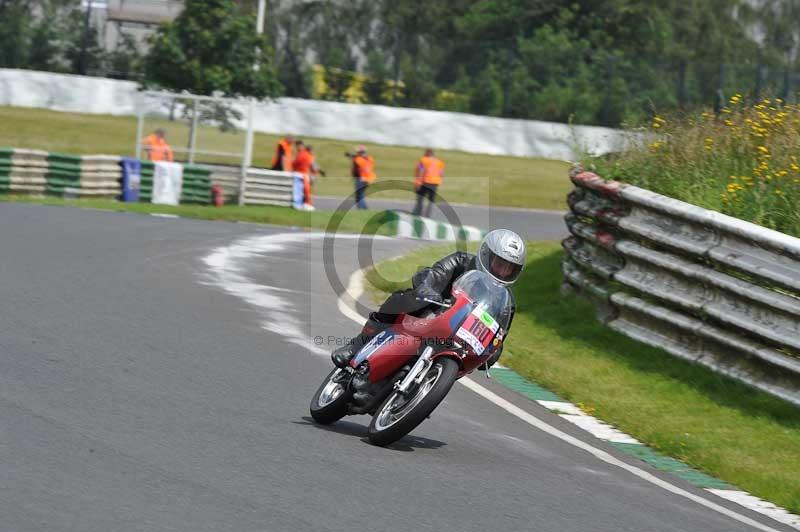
[368,357,459,447]
[310,368,352,425]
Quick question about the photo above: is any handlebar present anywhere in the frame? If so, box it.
[420,297,452,309]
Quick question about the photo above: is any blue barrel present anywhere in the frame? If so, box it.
[121,158,141,202]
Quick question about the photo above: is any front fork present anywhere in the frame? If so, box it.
[394,346,435,396]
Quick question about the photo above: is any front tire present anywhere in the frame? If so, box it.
[310,368,351,425]
[368,357,459,446]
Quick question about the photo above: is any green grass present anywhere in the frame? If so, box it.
[0,105,570,210]
[366,241,800,513]
[0,195,392,235]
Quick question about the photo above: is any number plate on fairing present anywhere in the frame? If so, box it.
[456,307,499,356]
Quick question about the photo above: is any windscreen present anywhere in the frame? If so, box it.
[451,270,512,331]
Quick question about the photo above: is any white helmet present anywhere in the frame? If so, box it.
[476,229,526,285]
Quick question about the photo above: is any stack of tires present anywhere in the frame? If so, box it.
[46,152,82,197]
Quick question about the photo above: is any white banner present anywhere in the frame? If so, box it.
[152,161,183,205]
[0,68,637,160]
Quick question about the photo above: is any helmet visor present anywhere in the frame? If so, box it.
[489,254,523,283]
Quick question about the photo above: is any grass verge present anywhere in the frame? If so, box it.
[0,105,570,210]
[0,195,391,235]
[366,241,800,513]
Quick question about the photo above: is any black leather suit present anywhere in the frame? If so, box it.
[373,251,516,343]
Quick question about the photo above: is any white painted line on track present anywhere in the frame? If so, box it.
[204,231,362,358]
[707,490,800,530]
[150,213,180,218]
[337,262,793,532]
[459,379,786,532]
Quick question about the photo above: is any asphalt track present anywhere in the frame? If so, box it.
[0,203,792,532]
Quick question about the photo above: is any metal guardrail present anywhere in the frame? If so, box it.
[1,148,297,207]
[562,166,800,406]
[242,168,294,207]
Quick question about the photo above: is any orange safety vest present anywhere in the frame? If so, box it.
[271,139,294,171]
[416,156,444,185]
[354,155,376,184]
[142,134,174,162]
[292,148,313,175]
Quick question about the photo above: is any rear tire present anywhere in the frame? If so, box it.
[310,368,351,425]
[368,357,459,447]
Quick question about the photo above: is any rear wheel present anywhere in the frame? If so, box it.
[368,357,459,446]
[310,368,351,425]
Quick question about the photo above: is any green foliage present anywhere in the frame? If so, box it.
[469,63,503,116]
[64,16,105,76]
[0,0,30,68]
[143,0,281,99]
[588,98,800,237]
[398,54,439,108]
[363,51,391,105]
[6,0,800,126]
[106,34,142,80]
[0,0,134,77]
[275,17,312,98]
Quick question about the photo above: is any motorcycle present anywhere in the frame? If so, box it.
[310,270,511,446]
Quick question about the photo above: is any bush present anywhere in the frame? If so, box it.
[588,96,800,237]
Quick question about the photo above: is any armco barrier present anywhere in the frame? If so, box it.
[562,166,800,406]
[200,163,242,204]
[81,155,123,197]
[385,210,486,241]
[7,148,48,194]
[242,168,294,206]
[46,152,82,197]
[0,147,296,208]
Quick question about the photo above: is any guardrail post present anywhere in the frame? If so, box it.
[188,99,199,164]
[238,166,248,206]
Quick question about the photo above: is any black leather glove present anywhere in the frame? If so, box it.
[414,285,443,305]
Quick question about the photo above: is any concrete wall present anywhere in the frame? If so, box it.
[0,68,636,160]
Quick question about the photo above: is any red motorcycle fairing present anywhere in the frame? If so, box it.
[350,292,504,383]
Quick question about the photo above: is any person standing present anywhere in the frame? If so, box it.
[141,128,174,162]
[306,145,325,185]
[292,140,315,210]
[271,134,294,171]
[350,145,376,210]
[413,148,444,217]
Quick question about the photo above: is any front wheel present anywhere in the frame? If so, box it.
[368,357,459,446]
[310,368,351,425]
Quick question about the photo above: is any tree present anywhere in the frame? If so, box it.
[143,0,281,99]
[399,54,439,108]
[469,63,503,116]
[64,18,105,76]
[28,11,61,71]
[106,34,142,80]
[0,0,31,68]
[363,51,391,105]
[276,18,311,98]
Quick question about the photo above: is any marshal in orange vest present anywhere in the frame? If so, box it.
[271,136,294,171]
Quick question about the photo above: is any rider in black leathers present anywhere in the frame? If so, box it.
[332,229,526,370]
